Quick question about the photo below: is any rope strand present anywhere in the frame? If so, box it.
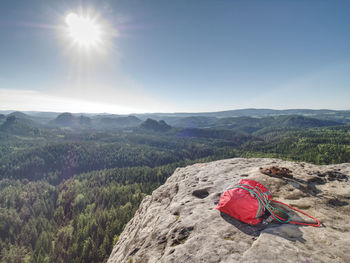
[231,185,320,227]
[270,199,321,227]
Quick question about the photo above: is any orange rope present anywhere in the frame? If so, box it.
[270,199,321,227]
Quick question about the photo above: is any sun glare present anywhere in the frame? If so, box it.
[65,13,102,49]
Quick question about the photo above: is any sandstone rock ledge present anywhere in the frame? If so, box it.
[108,158,350,263]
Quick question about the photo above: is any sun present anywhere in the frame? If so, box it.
[65,13,102,49]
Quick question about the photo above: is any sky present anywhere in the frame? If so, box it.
[0,0,349,114]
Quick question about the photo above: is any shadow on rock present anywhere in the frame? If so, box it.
[220,212,267,237]
[262,224,306,243]
[220,211,306,243]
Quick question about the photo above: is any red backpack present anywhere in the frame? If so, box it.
[216,179,320,227]
[216,179,271,225]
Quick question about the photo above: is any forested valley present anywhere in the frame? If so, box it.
[0,111,349,262]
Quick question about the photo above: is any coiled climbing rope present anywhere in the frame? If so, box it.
[232,184,320,227]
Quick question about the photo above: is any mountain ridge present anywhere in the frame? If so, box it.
[1,109,350,129]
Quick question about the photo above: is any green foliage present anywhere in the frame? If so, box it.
[0,165,176,263]
[0,115,349,262]
[240,125,350,164]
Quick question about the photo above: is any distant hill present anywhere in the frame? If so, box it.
[50,113,92,128]
[2,108,350,127]
[50,112,77,127]
[0,116,39,136]
[135,108,350,123]
[6,111,40,127]
[272,115,340,128]
[140,118,171,132]
[8,111,31,119]
[50,113,141,130]
[213,115,341,133]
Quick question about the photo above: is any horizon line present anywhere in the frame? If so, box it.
[1,107,350,116]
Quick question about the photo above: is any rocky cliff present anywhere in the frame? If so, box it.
[108,158,350,263]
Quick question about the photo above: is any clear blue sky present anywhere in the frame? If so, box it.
[0,0,349,113]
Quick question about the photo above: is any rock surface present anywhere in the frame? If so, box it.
[108,158,350,263]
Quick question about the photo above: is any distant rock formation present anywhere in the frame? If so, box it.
[50,112,76,126]
[108,158,350,263]
[6,111,38,126]
[140,118,171,132]
[0,115,39,135]
[50,112,93,128]
[8,111,31,119]
[50,113,141,129]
